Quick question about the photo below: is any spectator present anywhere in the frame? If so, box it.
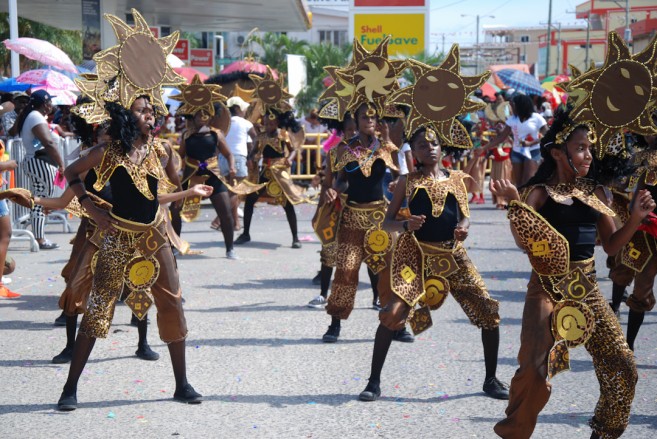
[16,90,66,250]
[3,92,30,138]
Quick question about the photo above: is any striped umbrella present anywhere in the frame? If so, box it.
[495,69,544,96]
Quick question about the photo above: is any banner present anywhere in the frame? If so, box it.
[353,13,425,56]
[355,0,425,6]
[81,0,101,60]
[174,40,190,61]
[190,49,213,68]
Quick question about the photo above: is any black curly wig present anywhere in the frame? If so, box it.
[265,108,301,133]
[70,96,95,146]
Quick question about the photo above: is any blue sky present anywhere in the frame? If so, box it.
[429,0,587,51]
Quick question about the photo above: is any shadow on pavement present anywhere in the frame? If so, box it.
[189,337,372,347]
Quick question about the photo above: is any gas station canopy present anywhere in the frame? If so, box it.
[0,0,311,32]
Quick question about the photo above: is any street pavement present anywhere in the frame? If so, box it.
[0,195,656,438]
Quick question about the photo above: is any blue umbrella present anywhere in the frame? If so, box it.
[0,77,31,92]
[495,69,544,96]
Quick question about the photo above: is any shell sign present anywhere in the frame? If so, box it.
[353,13,425,56]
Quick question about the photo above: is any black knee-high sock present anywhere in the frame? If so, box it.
[168,340,189,390]
[170,204,182,236]
[367,268,379,301]
[137,316,148,347]
[65,315,77,348]
[320,264,333,298]
[211,194,234,250]
[63,333,96,395]
[627,309,645,351]
[482,327,500,380]
[330,316,340,328]
[283,202,298,241]
[368,324,394,384]
[611,283,626,312]
[242,194,258,235]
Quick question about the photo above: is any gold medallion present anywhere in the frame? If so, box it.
[551,300,595,347]
[124,256,160,291]
[420,275,449,310]
[365,229,392,254]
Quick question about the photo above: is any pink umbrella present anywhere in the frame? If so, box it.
[16,69,78,92]
[222,59,278,79]
[4,38,77,73]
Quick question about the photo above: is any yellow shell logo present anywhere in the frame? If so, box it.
[367,230,390,253]
[128,260,156,287]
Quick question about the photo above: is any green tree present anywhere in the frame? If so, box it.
[0,13,82,76]
[250,32,308,74]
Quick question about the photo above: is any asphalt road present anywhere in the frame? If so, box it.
[1,197,656,438]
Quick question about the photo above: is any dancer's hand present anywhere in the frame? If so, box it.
[631,189,656,221]
[388,179,398,193]
[454,226,469,241]
[89,207,116,232]
[405,215,425,232]
[190,184,213,198]
[324,187,338,203]
[490,179,520,202]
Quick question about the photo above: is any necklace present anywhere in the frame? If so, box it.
[345,137,380,173]
[130,145,148,164]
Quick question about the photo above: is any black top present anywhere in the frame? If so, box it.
[262,142,285,159]
[345,158,386,203]
[85,169,112,203]
[185,131,217,162]
[411,189,459,242]
[109,167,159,224]
[538,197,600,261]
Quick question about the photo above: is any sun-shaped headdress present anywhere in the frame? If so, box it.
[318,63,356,121]
[249,65,293,115]
[386,44,489,149]
[170,74,228,117]
[73,9,185,123]
[331,36,406,119]
[562,31,657,159]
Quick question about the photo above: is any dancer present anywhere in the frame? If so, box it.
[235,67,308,248]
[618,126,657,351]
[316,37,410,343]
[56,10,209,410]
[490,111,653,438]
[174,75,261,259]
[357,49,508,401]
[308,111,384,309]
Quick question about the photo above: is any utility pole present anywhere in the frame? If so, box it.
[546,0,553,77]
[462,14,494,75]
[9,0,19,76]
[625,0,633,52]
[585,14,590,69]
[556,23,562,75]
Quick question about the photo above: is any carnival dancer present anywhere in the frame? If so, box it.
[617,126,657,351]
[492,33,657,438]
[235,67,309,248]
[307,111,381,309]
[314,37,411,343]
[56,10,211,411]
[173,74,262,259]
[357,48,508,401]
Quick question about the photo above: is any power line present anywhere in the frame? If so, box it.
[431,0,468,11]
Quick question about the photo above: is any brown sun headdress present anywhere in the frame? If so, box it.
[563,31,657,159]
[386,44,489,148]
[333,36,406,120]
[170,74,228,117]
[249,65,293,115]
[73,9,185,123]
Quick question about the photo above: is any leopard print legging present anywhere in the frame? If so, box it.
[494,262,637,439]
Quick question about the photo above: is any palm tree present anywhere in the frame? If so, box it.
[250,32,308,74]
[0,13,82,76]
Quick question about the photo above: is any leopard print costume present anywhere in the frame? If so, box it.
[497,186,636,439]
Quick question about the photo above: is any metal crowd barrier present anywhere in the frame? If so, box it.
[290,132,328,180]
[6,138,39,252]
